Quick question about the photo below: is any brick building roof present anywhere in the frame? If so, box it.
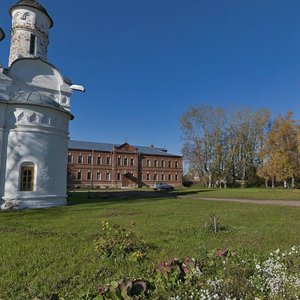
[69,140,182,158]
[10,0,53,28]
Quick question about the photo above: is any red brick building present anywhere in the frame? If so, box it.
[67,140,183,189]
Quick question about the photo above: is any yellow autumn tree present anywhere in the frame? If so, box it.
[258,111,300,188]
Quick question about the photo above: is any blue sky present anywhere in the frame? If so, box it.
[1,0,300,155]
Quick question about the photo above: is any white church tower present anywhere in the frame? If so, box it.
[0,0,84,210]
[9,0,53,66]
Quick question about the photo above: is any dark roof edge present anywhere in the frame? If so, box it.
[139,152,182,158]
[68,148,112,153]
[0,28,5,41]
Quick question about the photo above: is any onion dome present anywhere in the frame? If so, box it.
[9,0,53,28]
[0,28,4,41]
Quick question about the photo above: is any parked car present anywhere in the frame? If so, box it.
[153,182,174,191]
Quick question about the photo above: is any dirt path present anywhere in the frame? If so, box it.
[179,196,300,207]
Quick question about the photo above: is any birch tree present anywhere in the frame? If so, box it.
[181,106,271,187]
[181,106,225,188]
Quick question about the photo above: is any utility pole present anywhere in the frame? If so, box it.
[91,150,94,189]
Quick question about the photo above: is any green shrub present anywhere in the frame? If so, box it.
[94,220,150,262]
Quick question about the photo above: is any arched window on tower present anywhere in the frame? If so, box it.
[29,34,36,55]
[20,163,35,191]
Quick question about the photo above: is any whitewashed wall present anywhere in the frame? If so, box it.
[2,105,71,209]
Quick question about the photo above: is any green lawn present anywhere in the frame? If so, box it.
[0,189,299,299]
[177,186,300,200]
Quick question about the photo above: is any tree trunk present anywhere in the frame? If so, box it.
[291,176,295,189]
[241,164,246,188]
[232,160,236,186]
[265,180,269,188]
[271,177,275,189]
[283,180,287,189]
[204,178,208,187]
[208,174,212,188]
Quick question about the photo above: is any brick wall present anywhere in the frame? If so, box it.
[67,148,183,189]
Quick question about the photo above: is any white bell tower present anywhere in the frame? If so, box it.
[8,0,53,67]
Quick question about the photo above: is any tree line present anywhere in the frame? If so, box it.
[181,106,300,188]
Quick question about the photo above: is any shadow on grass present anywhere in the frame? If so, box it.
[173,189,216,196]
[67,189,216,206]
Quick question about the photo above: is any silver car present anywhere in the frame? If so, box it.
[153,182,174,191]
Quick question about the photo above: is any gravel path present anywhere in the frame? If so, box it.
[179,196,300,207]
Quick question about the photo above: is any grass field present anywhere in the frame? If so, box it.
[0,188,299,299]
[178,186,300,200]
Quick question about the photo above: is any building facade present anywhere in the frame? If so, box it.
[68,140,183,189]
[0,1,83,210]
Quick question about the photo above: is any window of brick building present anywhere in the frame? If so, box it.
[175,174,178,181]
[154,160,158,167]
[78,154,83,164]
[88,155,92,164]
[147,160,151,167]
[97,171,101,180]
[130,158,134,166]
[87,171,91,180]
[154,173,157,181]
[168,173,172,181]
[106,172,110,180]
[169,161,172,168]
[117,157,121,166]
[117,173,121,180]
[77,171,82,180]
[175,161,178,168]
[161,160,165,168]
[161,173,165,181]
[68,154,72,163]
[146,173,150,181]
[106,157,111,165]
[97,156,102,165]
[124,158,128,166]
